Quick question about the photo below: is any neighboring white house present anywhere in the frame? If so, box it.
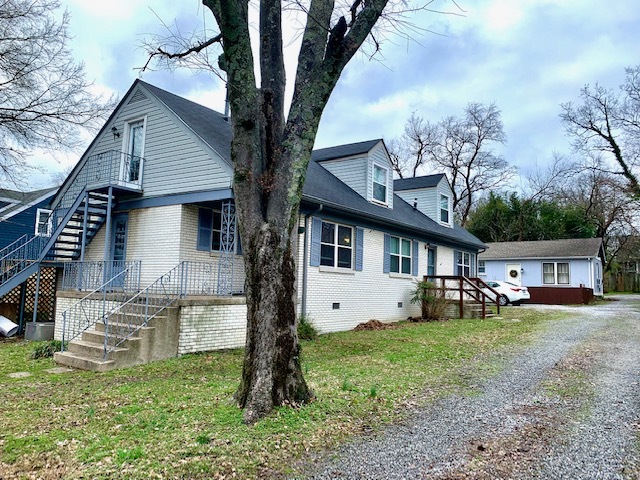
[0,79,485,370]
[478,238,605,298]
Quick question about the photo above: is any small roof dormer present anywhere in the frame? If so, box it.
[312,139,394,209]
[394,174,454,228]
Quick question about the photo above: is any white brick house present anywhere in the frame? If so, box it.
[0,80,484,370]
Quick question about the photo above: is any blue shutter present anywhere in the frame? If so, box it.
[383,233,390,273]
[453,249,459,275]
[355,227,364,271]
[412,240,419,277]
[197,208,212,251]
[310,217,322,267]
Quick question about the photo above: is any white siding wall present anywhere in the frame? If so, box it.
[367,143,394,208]
[395,189,438,221]
[436,179,454,228]
[297,221,457,333]
[321,155,368,198]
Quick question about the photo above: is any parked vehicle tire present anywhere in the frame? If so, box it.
[499,294,509,306]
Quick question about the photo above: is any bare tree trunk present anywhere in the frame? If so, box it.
[235,225,311,423]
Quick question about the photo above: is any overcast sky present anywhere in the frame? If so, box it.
[27,0,640,189]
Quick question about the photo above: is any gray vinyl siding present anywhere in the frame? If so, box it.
[395,189,437,220]
[80,84,232,199]
[321,156,368,199]
[395,177,453,227]
[366,142,394,209]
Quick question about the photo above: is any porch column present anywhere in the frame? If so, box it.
[80,190,89,262]
[217,201,236,296]
[102,186,113,284]
[31,266,41,323]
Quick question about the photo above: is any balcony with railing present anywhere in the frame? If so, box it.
[58,150,144,209]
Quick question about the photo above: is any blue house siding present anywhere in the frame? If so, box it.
[482,258,598,290]
[0,197,52,250]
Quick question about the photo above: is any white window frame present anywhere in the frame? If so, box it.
[478,260,486,275]
[542,262,570,285]
[372,164,388,205]
[457,251,473,277]
[440,194,450,224]
[389,235,412,275]
[35,208,52,236]
[120,116,147,184]
[320,220,353,269]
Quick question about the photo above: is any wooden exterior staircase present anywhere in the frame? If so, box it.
[425,275,501,319]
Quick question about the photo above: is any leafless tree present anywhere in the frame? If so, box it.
[388,112,438,178]
[560,65,640,198]
[389,102,514,225]
[520,152,580,201]
[142,0,458,423]
[0,0,117,187]
[555,166,639,271]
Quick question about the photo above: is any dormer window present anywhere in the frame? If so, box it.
[440,194,450,224]
[373,164,388,204]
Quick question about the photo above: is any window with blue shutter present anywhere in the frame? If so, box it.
[311,218,358,269]
[385,234,414,275]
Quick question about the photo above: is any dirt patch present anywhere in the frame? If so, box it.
[353,320,398,331]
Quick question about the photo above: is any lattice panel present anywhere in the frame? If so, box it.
[0,267,57,322]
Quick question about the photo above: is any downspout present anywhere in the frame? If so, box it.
[301,204,323,318]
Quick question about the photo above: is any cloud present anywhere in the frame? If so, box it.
[21,0,639,191]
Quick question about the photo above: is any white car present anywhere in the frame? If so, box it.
[483,280,531,306]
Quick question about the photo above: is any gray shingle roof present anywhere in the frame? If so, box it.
[479,238,604,259]
[302,160,484,249]
[0,187,58,219]
[74,81,483,251]
[140,81,232,166]
[311,139,382,162]
[394,174,445,191]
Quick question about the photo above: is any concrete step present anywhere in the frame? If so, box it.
[67,338,130,359]
[53,351,116,372]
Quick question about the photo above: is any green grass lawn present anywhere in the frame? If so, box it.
[0,308,565,479]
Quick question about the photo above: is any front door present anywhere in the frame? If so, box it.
[506,263,521,285]
[110,214,128,287]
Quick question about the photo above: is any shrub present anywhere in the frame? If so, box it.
[30,340,64,359]
[410,280,450,321]
[297,314,318,341]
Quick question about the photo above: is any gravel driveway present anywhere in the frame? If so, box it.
[300,295,640,479]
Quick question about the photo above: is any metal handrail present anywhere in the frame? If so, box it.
[61,260,141,291]
[0,234,29,260]
[60,265,138,350]
[102,261,188,357]
[0,150,139,290]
